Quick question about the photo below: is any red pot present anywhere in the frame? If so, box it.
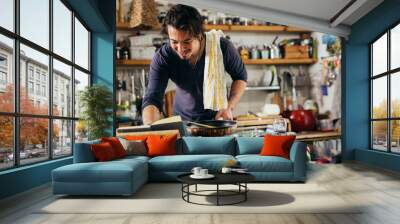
[289,110,316,132]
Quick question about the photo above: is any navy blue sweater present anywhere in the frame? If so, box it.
[142,37,247,121]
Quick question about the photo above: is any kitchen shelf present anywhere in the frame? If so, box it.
[117,58,316,66]
[245,86,280,91]
[117,23,310,33]
[242,58,316,65]
[117,59,152,66]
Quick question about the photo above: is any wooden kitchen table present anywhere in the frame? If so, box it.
[295,131,341,142]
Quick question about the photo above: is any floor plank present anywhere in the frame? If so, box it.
[1,161,400,224]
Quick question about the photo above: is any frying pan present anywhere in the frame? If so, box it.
[185,120,237,136]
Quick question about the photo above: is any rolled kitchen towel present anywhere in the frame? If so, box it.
[203,29,228,111]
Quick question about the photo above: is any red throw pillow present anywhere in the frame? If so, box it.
[91,142,118,161]
[101,137,126,158]
[259,135,296,159]
[146,134,178,157]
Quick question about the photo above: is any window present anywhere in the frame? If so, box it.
[0,54,7,67]
[0,0,91,170]
[0,0,14,32]
[36,83,40,95]
[0,71,6,85]
[0,54,7,87]
[42,85,46,97]
[28,67,34,80]
[370,23,400,154]
[28,81,34,94]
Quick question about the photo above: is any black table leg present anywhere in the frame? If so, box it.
[217,184,219,206]
[245,183,247,201]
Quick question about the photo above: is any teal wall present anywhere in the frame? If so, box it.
[344,0,400,171]
[0,0,115,200]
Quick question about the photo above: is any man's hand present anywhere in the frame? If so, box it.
[142,105,161,125]
[215,108,233,120]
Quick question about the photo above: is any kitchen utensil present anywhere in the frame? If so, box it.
[186,121,217,128]
[288,109,316,132]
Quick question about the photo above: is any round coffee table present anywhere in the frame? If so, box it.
[177,173,255,206]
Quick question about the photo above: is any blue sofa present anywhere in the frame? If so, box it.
[52,137,307,196]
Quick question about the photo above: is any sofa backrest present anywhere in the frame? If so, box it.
[179,136,236,155]
[235,137,264,155]
[73,139,100,163]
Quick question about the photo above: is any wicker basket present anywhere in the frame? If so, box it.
[129,0,159,30]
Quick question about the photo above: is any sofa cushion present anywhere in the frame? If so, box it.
[236,137,263,155]
[52,158,147,183]
[101,137,127,158]
[180,137,236,155]
[148,154,235,172]
[91,142,118,162]
[260,135,296,159]
[236,155,293,172]
[120,138,147,156]
[147,134,178,157]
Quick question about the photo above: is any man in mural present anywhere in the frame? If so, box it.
[142,4,247,124]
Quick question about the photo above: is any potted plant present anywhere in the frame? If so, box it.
[79,84,113,140]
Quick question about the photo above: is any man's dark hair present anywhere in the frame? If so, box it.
[161,4,204,38]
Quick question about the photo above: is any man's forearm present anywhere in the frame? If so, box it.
[228,80,247,110]
[142,105,161,125]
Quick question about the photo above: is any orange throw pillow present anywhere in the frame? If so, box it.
[124,135,148,141]
[260,135,296,159]
[146,134,178,157]
[91,142,117,161]
[101,137,127,158]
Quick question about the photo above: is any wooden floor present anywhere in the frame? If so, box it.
[1,162,400,224]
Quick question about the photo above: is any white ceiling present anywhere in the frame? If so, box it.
[166,0,384,38]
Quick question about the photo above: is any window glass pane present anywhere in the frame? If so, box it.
[75,120,88,143]
[53,0,72,60]
[372,121,388,151]
[53,59,72,117]
[0,0,14,31]
[0,116,13,170]
[391,72,400,118]
[20,44,49,115]
[391,24,400,70]
[20,0,49,49]
[372,33,387,76]
[20,117,49,165]
[74,18,89,70]
[391,120,400,153]
[0,35,14,112]
[53,119,72,158]
[74,69,89,118]
[372,76,387,119]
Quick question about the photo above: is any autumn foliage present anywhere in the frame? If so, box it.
[372,99,400,140]
[0,85,59,150]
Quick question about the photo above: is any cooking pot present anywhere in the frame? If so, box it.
[287,110,316,132]
[185,120,237,136]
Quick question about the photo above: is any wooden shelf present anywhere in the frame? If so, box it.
[116,58,316,66]
[117,23,310,33]
[117,59,152,66]
[242,58,316,65]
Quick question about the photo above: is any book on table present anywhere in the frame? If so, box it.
[116,116,187,137]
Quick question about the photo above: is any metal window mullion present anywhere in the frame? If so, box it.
[370,45,373,149]
[13,0,20,167]
[71,11,76,155]
[48,0,53,160]
[387,30,391,152]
